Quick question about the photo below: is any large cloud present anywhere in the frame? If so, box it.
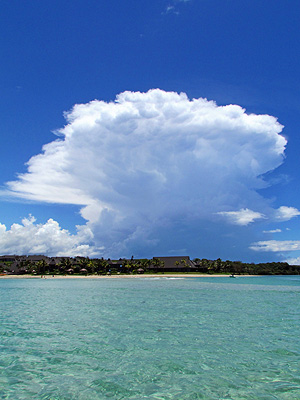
[3,89,289,258]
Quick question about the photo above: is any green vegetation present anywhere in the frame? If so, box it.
[193,258,300,275]
[1,255,299,275]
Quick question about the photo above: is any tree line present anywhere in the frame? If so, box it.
[193,258,300,275]
[1,256,299,275]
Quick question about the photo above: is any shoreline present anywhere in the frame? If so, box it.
[0,274,260,279]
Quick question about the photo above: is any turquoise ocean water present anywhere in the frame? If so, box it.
[0,276,300,399]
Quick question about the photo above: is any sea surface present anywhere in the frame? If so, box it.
[0,276,300,399]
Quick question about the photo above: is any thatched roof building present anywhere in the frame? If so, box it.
[152,256,196,272]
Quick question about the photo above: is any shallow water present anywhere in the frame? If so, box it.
[1,276,300,399]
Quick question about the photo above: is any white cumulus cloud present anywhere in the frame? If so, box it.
[263,229,282,233]
[275,206,300,221]
[217,208,266,226]
[0,215,101,257]
[285,256,300,265]
[3,89,288,258]
[250,240,300,252]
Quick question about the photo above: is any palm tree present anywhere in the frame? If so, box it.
[139,259,151,273]
[59,258,72,273]
[95,259,109,275]
[152,258,165,273]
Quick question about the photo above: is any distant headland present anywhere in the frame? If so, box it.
[0,255,299,276]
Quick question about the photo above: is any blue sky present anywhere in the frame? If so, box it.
[1,0,300,263]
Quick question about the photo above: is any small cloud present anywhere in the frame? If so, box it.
[266,173,290,186]
[275,206,300,221]
[168,248,187,254]
[250,240,300,252]
[263,229,282,233]
[162,5,179,15]
[285,256,300,265]
[163,0,191,15]
[217,208,266,226]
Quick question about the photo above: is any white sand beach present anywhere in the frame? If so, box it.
[0,273,254,279]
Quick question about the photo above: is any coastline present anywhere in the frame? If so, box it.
[0,274,258,279]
